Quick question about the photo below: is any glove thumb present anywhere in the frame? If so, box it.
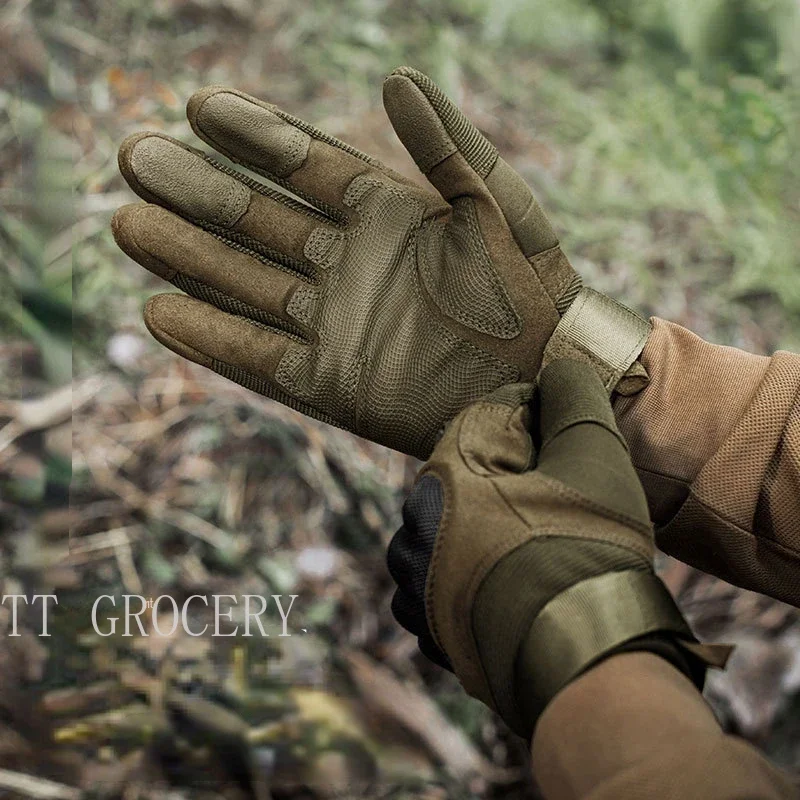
[382,67,558,258]
[536,359,650,524]
[443,382,536,477]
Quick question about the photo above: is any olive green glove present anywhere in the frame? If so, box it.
[113,68,649,459]
[388,359,731,737]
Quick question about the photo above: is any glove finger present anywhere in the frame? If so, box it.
[390,589,452,671]
[382,67,557,257]
[441,382,536,476]
[113,203,313,342]
[401,473,443,538]
[386,525,418,585]
[536,359,650,523]
[186,86,436,224]
[387,473,442,583]
[118,132,329,275]
[417,634,453,671]
[390,587,427,637]
[142,293,337,426]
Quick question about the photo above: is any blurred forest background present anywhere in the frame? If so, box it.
[1,0,799,797]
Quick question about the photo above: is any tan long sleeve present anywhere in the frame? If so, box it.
[614,318,800,607]
[531,652,799,800]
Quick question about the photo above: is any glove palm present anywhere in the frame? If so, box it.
[113,68,580,457]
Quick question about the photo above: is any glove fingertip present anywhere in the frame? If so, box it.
[418,634,453,672]
[185,84,230,130]
[386,65,422,81]
[482,381,536,409]
[452,386,536,476]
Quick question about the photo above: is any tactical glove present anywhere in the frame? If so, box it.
[388,359,731,737]
[113,68,649,459]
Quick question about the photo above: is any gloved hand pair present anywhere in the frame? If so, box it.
[113,68,727,736]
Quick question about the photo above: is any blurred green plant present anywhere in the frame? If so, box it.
[1,91,74,385]
[459,0,799,343]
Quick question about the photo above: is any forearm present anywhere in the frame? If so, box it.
[530,652,799,800]
[615,318,800,606]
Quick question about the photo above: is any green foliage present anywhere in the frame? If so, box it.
[0,93,74,384]
[584,0,796,84]
[454,0,799,345]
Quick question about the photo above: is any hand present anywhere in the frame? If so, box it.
[113,68,603,458]
[388,359,730,736]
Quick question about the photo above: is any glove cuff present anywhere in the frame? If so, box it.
[541,287,652,395]
[513,570,733,738]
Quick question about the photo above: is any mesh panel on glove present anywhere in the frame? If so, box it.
[387,474,451,669]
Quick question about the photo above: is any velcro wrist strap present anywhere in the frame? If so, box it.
[514,570,733,737]
[542,287,652,393]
